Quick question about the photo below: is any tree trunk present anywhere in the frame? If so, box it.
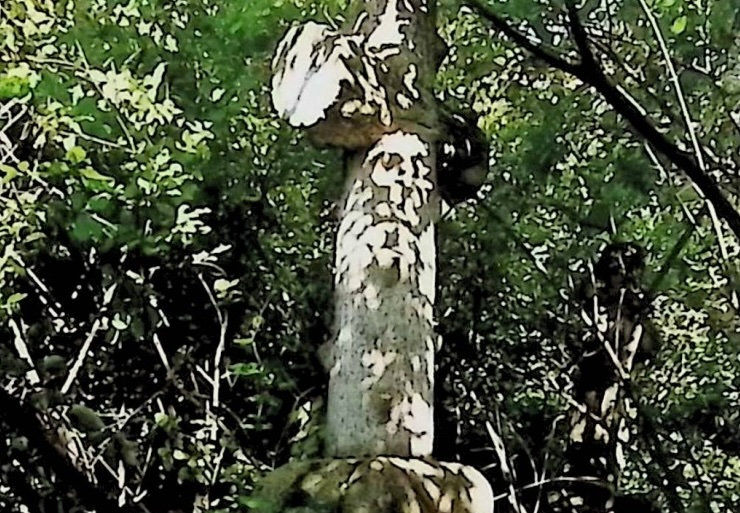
[326,144,438,457]
[271,0,445,461]
[256,1,494,512]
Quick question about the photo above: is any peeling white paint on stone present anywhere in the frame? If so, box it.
[401,0,416,13]
[397,92,413,109]
[386,457,443,478]
[375,202,392,217]
[425,336,435,383]
[273,0,446,462]
[345,181,373,214]
[367,131,433,206]
[352,11,369,33]
[347,464,364,485]
[344,211,374,239]
[365,1,408,55]
[403,64,420,99]
[405,493,423,513]
[418,223,436,303]
[403,393,431,435]
[333,133,435,314]
[396,225,418,281]
[373,247,399,268]
[271,22,361,127]
[371,164,405,205]
[441,463,495,513]
[438,493,453,513]
[363,281,382,310]
[361,348,397,388]
[402,197,422,225]
[309,457,492,513]
[330,326,354,378]
[410,355,421,372]
[422,477,442,503]
[413,301,433,325]
[339,203,373,233]
[271,11,416,133]
[329,361,342,378]
[340,98,364,117]
[460,465,495,513]
[270,0,438,154]
[384,392,433,455]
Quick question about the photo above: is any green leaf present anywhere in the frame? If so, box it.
[66,146,87,164]
[235,337,254,347]
[1,165,18,184]
[671,15,687,34]
[68,404,105,432]
[214,278,238,292]
[6,292,27,305]
[231,362,262,377]
[71,212,105,243]
[237,496,275,512]
[88,196,115,216]
[80,167,114,182]
[173,449,189,460]
[41,355,67,372]
[0,76,31,100]
[111,315,129,330]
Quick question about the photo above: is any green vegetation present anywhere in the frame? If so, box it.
[0,1,738,511]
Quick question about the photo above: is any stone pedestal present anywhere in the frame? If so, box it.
[253,457,493,513]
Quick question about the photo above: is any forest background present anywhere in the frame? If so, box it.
[1,0,739,512]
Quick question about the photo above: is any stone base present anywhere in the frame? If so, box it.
[251,457,493,513]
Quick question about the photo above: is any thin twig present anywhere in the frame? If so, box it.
[61,283,118,394]
[636,0,728,260]
[197,273,228,409]
[9,318,41,385]
[485,420,529,513]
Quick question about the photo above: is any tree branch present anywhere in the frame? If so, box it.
[463,0,581,75]
[465,0,740,242]
[564,0,599,70]
[0,387,143,513]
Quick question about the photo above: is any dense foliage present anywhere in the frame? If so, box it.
[0,1,738,512]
